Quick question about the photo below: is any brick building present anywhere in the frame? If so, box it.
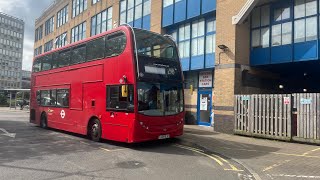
[34,0,320,133]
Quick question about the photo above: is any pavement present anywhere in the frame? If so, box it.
[1,107,320,179]
[182,125,320,180]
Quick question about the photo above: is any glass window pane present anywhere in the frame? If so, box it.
[164,0,174,7]
[143,0,151,16]
[295,0,305,19]
[87,37,105,60]
[274,8,282,21]
[306,16,317,41]
[252,29,261,48]
[179,43,184,58]
[120,0,127,12]
[185,23,190,39]
[272,24,281,46]
[198,19,205,36]
[128,0,134,9]
[105,32,127,57]
[198,37,204,55]
[294,19,305,43]
[282,22,292,45]
[127,9,134,22]
[282,7,291,20]
[185,41,190,57]
[206,35,213,53]
[192,21,198,38]
[252,7,261,28]
[261,5,270,26]
[261,27,269,48]
[191,39,198,56]
[306,0,317,16]
[179,25,185,40]
[207,20,214,33]
[120,12,126,25]
[135,4,143,19]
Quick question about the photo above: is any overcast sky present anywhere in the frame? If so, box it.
[0,0,53,71]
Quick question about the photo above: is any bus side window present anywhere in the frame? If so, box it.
[58,49,71,68]
[40,90,50,106]
[52,52,59,69]
[36,90,41,105]
[50,90,57,106]
[56,89,69,107]
[41,54,52,71]
[106,85,134,112]
[105,32,127,57]
[71,44,86,64]
[87,37,105,61]
[32,58,42,72]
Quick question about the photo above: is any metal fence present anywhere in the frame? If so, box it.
[234,94,292,141]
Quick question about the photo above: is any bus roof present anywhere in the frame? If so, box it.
[33,25,132,61]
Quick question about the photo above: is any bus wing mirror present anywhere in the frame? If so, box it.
[121,85,128,98]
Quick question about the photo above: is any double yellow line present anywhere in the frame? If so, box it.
[174,144,243,172]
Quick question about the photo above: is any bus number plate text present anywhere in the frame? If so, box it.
[158,134,170,139]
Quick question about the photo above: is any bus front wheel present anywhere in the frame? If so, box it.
[40,113,48,129]
[88,118,101,142]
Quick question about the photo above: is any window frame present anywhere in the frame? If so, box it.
[106,85,135,112]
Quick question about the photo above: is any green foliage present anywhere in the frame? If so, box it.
[0,94,8,106]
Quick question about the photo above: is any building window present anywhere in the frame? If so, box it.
[55,32,67,48]
[206,19,216,54]
[71,21,86,43]
[169,17,216,60]
[191,19,205,56]
[251,5,270,48]
[34,46,42,57]
[92,0,100,4]
[35,25,43,42]
[178,23,190,58]
[119,0,151,29]
[57,5,68,28]
[91,7,112,36]
[294,0,317,43]
[44,40,53,52]
[45,16,54,35]
[72,0,87,18]
[163,0,174,7]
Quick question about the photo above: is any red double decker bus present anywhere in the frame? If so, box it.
[30,25,184,143]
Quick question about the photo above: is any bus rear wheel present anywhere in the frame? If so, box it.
[40,113,48,129]
[89,119,101,142]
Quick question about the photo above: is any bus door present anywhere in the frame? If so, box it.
[106,85,135,141]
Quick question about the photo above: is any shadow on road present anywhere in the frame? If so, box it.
[0,119,281,165]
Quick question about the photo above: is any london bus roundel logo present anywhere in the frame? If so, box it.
[60,110,66,119]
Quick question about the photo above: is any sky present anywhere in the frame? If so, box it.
[0,0,53,71]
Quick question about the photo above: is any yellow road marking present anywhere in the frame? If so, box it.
[219,147,320,159]
[262,160,291,172]
[303,147,320,156]
[175,144,243,172]
[175,144,224,166]
[211,154,243,172]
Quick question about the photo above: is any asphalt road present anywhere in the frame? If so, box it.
[0,110,254,180]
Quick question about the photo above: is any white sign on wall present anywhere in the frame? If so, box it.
[200,97,208,111]
[199,71,213,88]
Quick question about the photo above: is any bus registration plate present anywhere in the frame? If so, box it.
[158,134,170,139]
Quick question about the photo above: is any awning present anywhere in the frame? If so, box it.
[232,0,260,25]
